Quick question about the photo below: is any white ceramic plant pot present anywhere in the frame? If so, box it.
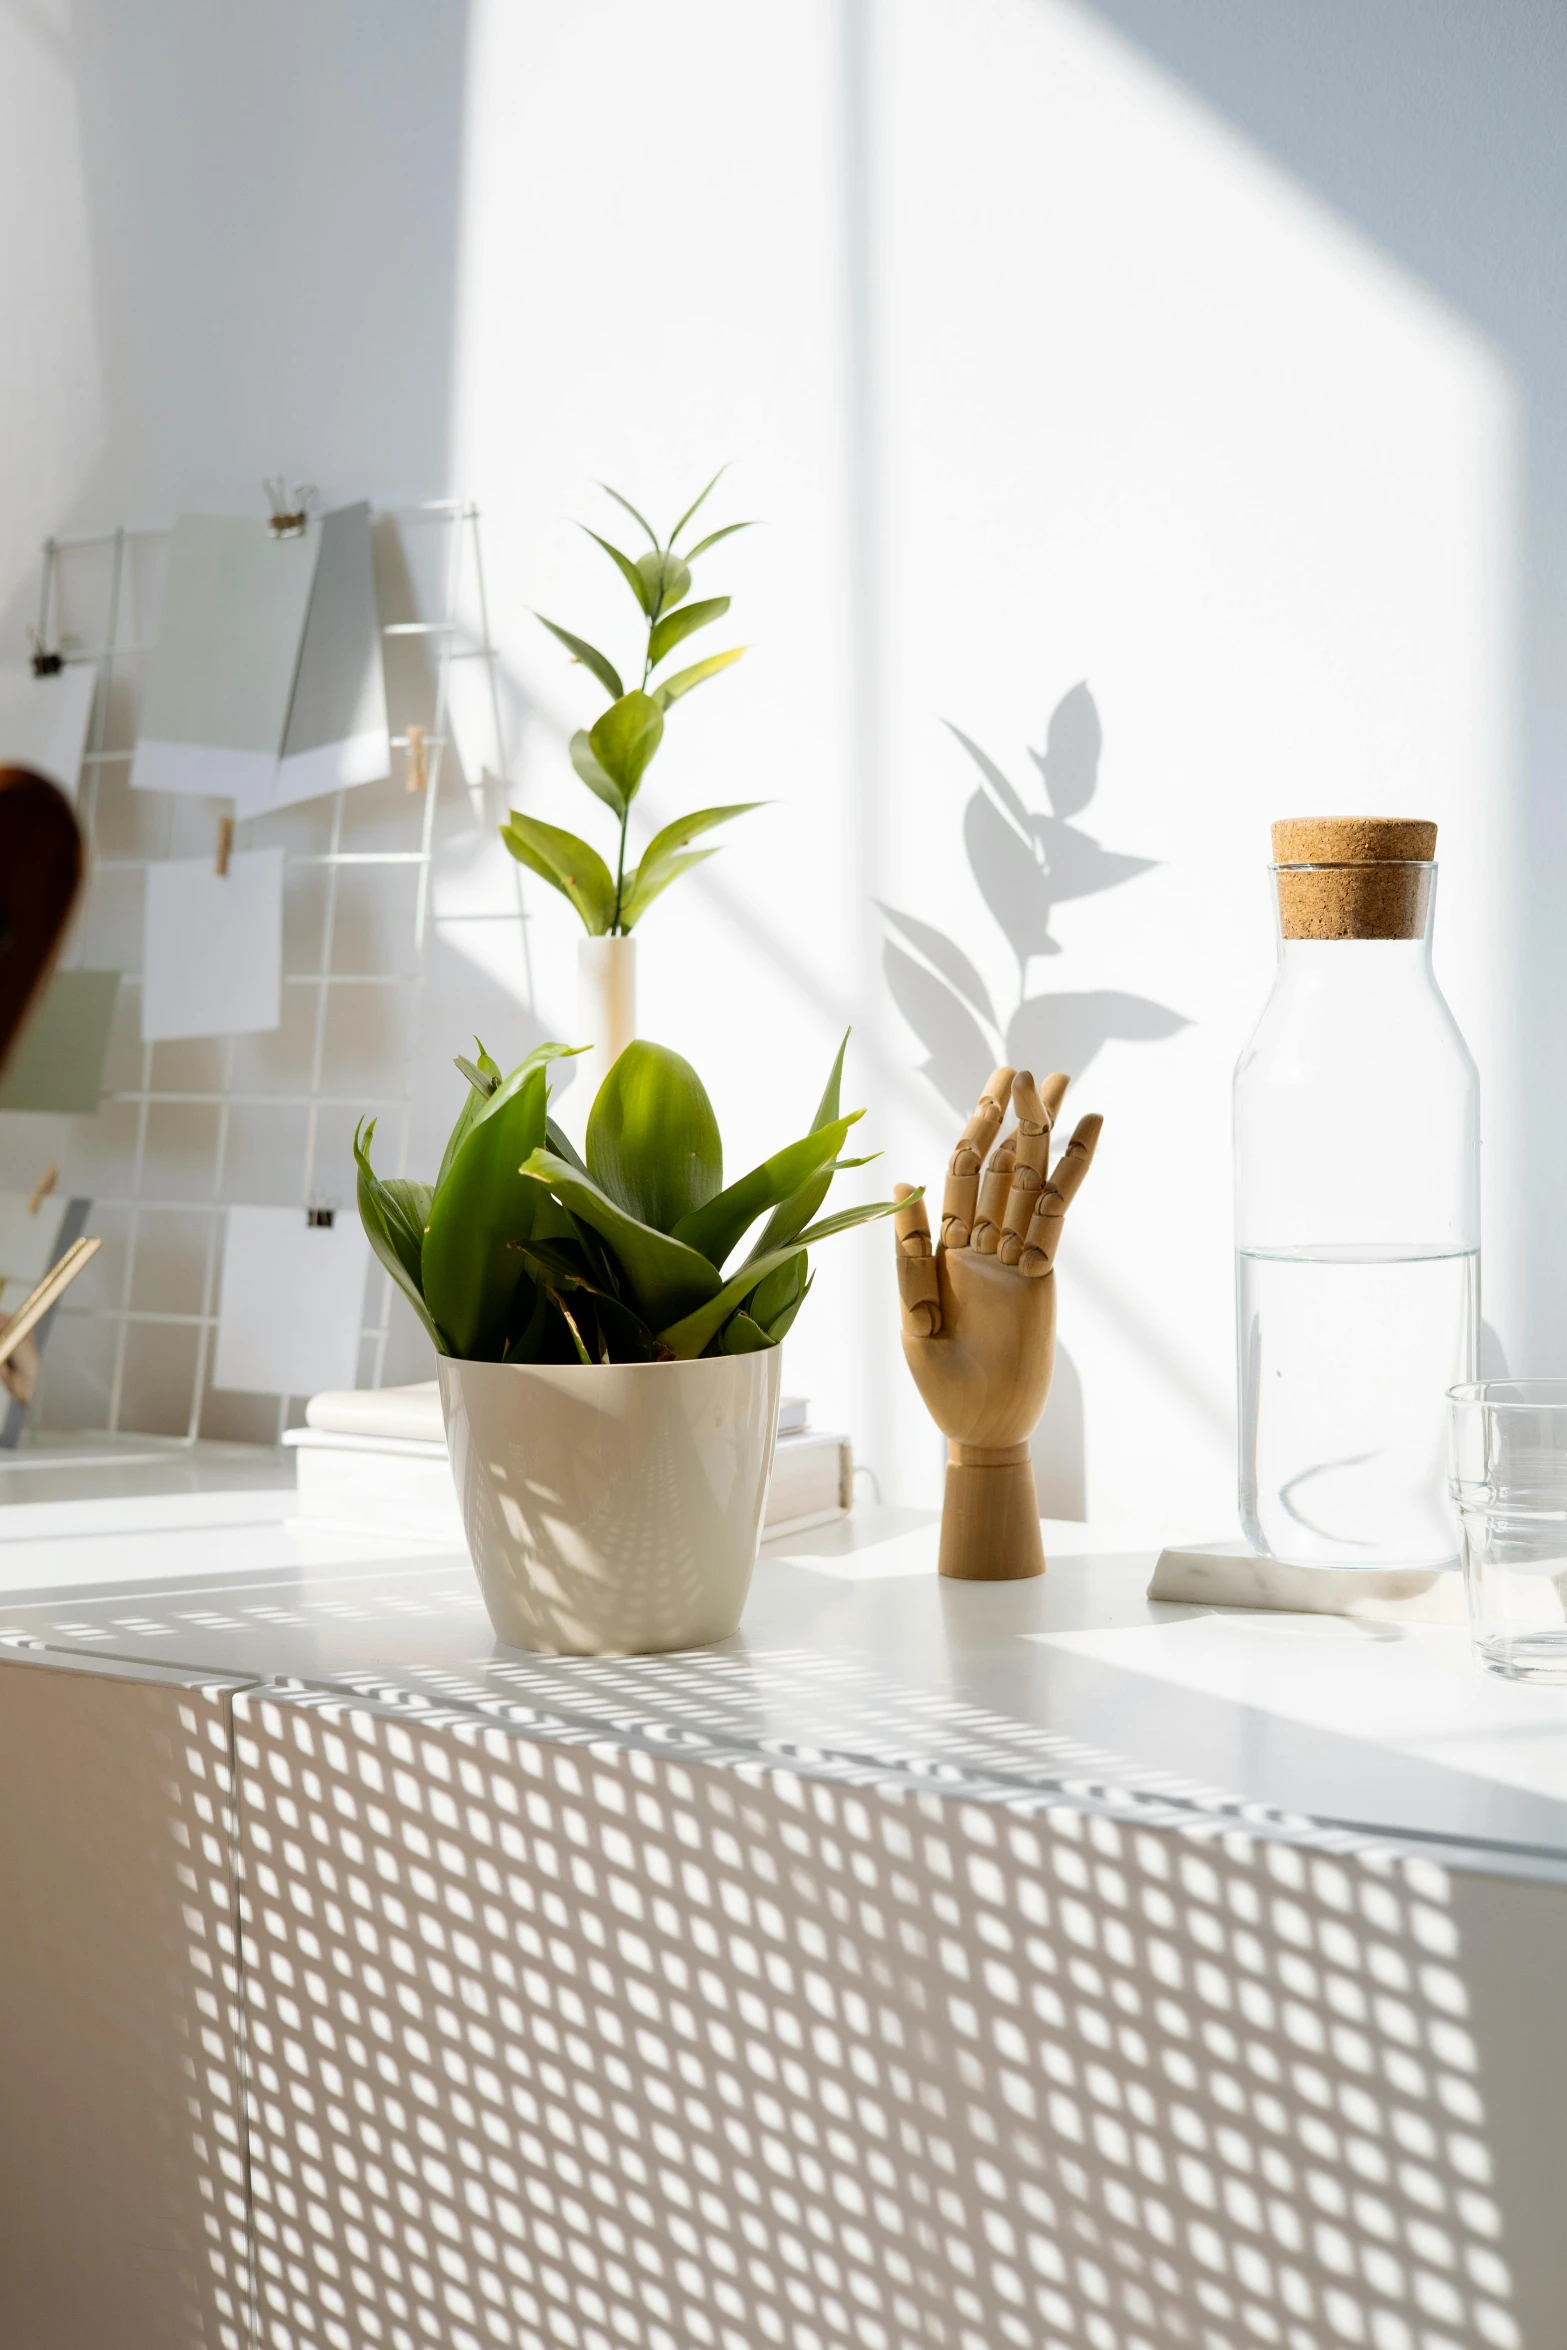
[438,1348,782,1655]
[561,933,637,1138]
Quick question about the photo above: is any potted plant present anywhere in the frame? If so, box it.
[505,473,757,1110]
[354,1035,908,1655]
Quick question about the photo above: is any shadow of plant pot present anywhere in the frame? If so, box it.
[438,1351,782,1655]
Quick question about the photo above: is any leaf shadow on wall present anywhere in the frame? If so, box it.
[881,684,1190,1516]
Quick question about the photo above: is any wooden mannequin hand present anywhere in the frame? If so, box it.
[894,1065,1101,1578]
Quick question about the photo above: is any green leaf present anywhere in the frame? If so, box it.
[620,802,762,930]
[749,1252,805,1328]
[599,483,660,549]
[652,646,746,711]
[543,1116,588,1174]
[719,1311,773,1355]
[534,613,624,702]
[685,521,756,561]
[587,1040,722,1233]
[582,528,652,614]
[648,595,730,671]
[749,1031,851,1262]
[569,729,626,817]
[587,691,664,804]
[657,1194,909,1360]
[422,1044,578,1360]
[757,1261,812,1343]
[670,1111,862,1268]
[520,1149,723,1329]
[635,551,691,617]
[438,1041,503,1191]
[354,1118,445,1351]
[620,849,719,930]
[500,813,616,935]
[668,466,727,548]
[553,1292,594,1364]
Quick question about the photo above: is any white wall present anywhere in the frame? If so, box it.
[449,0,1517,1529]
[1,0,1556,1526]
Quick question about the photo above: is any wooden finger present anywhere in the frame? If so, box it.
[970,1127,1018,1255]
[998,1071,1051,1265]
[894,1182,942,1336]
[1039,1071,1070,1127]
[940,1064,1014,1248]
[1019,1113,1103,1276]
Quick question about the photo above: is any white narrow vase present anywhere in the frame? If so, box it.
[565,932,636,1135]
[438,1349,782,1655]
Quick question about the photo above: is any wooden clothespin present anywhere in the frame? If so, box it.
[263,476,316,540]
[26,1164,58,1216]
[215,815,234,877]
[406,723,429,793]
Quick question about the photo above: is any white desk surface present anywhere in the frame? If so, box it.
[1,1442,1565,1878]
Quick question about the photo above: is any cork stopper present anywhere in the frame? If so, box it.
[1271,815,1436,941]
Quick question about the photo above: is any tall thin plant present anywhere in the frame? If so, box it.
[502,471,759,935]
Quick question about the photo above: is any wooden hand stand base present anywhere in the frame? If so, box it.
[937,1442,1044,1581]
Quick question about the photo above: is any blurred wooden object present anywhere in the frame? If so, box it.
[0,766,83,1081]
[896,1065,1102,1580]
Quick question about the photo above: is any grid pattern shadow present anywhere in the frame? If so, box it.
[234,1685,1522,2350]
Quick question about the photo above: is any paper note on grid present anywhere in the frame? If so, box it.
[274,501,389,810]
[212,1208,372,1397]
[0,665,97,801]
[0,972,120,1114]
[141,849,284,1042]
[130,516,318,816]
[0,1193,71,1295]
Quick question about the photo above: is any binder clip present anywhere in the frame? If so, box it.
[26,627,62,679]
[306,1204,335,1229]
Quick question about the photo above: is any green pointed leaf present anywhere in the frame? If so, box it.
[587,691,664,803]
[652,646,746,711]
[582,528,651,614]
[620,802,761,930]
[668,467,727,548]
[635,551,691,617]
[620,848,715,929]
[534,613,624,702]
[749,1032,851,1261]
[719,1311,773,1355]
[670,1111,862,1267]
[422,1044,578,1360]
[439,1044,503,1192]
[685,521,756,562]
[520,1149,723,1328]
[749,1252,805,1328]
[599,483,660,549]
[648,595,730,671]
[755,1260,812,1343]
[587,1040,722,1232]
[500,813,616,935]
[354,1118,445,1350]
[658,1194,910,1359]
[569,729,626,817]
[543,1116,588,1174]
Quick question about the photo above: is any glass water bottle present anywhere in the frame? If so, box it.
[1234,818,1479,1568]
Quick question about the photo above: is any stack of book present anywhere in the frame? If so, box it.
[285,1384,851,1544]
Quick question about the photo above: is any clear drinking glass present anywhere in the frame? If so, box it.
[1234,821,1479,1568]
[1449,1380,1567,1681]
